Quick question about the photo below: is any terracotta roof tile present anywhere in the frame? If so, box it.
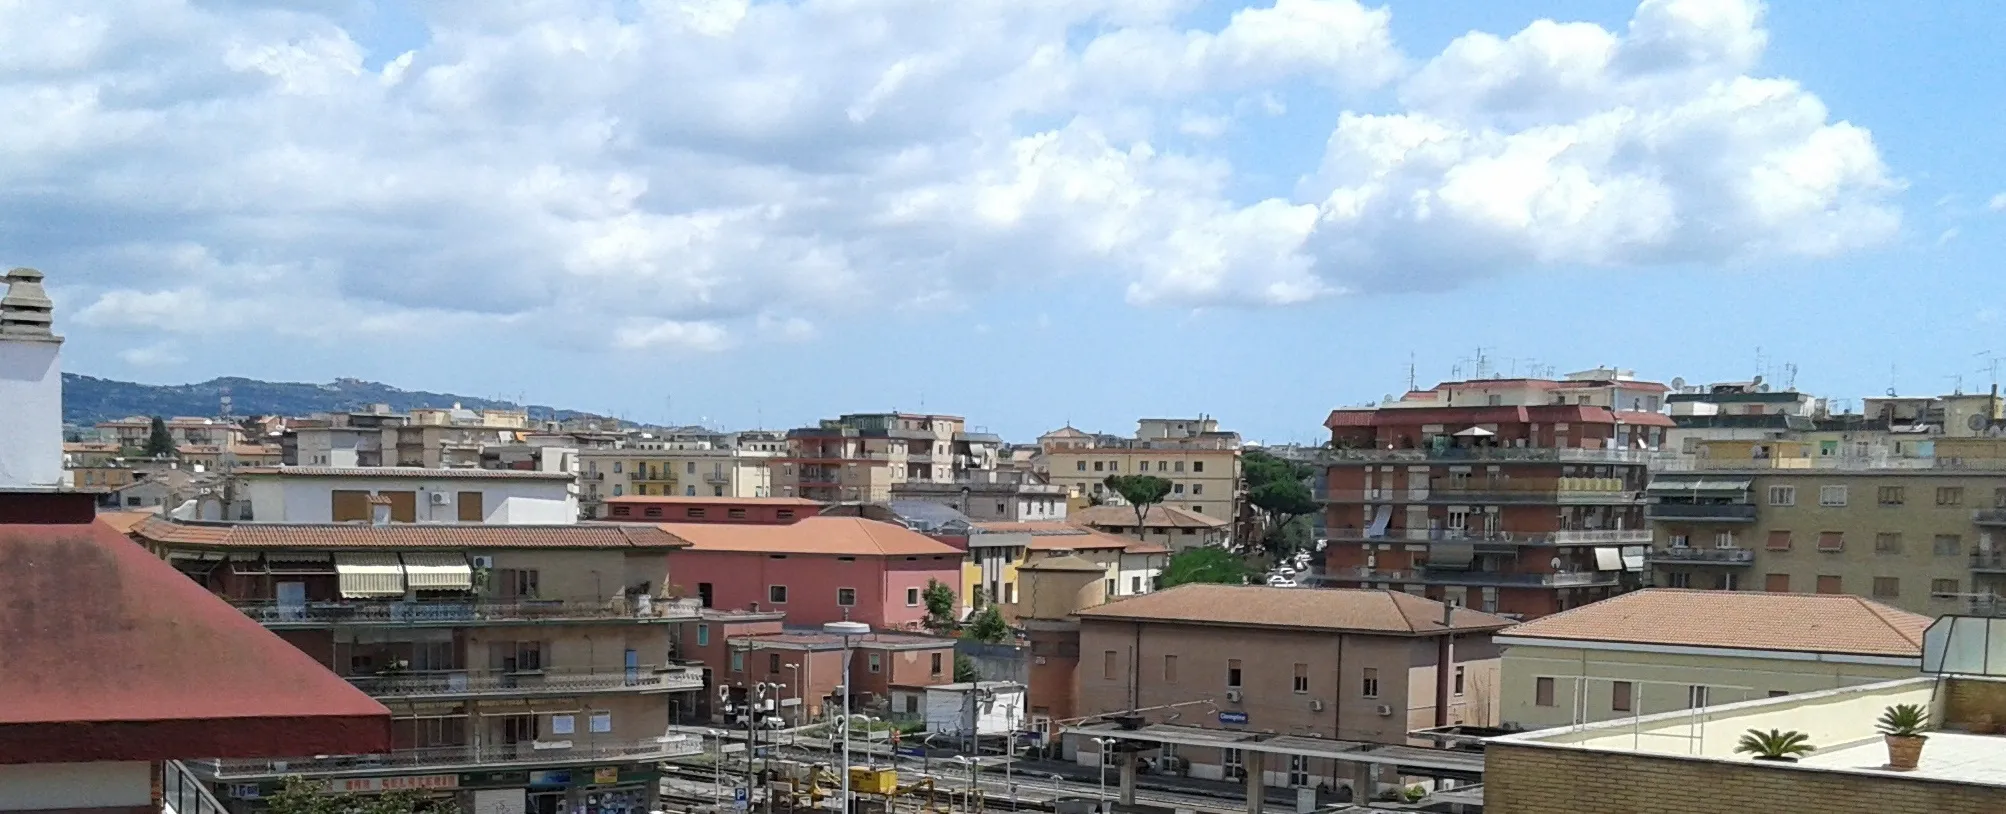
[657,516,962,557]
[1072,504,1229,529]
[132,517,686,550]
[1077,584,1514,635]
[236,466,572,480]
[95,510,157,534]
[1498,589,1929,657]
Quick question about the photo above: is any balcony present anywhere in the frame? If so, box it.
[1646,547,1756,565]
[1326,447,1652,464]
[1327,566,1625,587]
[1327,527,1651,546]
[188,735,705,781]
[1323,485,1642,505]
[705,471,730,484]
[232,597,703,628]
[1973,552,2006,573]
[1645,503,1759,522]
[345,665,704,700]
[1974,510,2006,527]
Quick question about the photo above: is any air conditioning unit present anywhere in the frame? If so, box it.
[1225,690,1242,703]
[1309,699,1324,712]
[429,492,452,505]
[1375,704,1394,717]
[471,555,494,569]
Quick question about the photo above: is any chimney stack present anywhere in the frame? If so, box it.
[0,268,65,490]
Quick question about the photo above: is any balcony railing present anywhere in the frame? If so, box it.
[1646,547,1756,565]
[164,760,229,814]
[1974,510,2006,527]
[1327,566,1623,586]
[1328,527,1651,545]
[1323,487,1641,504]
[1325,448,1653,464]
[345,666,704,699]
[1654,456,2001,472]
[1972,552,2006,572]
[189,735,705,780]
[1645,503,1760,521]
[704,471,731,483]
[233,597,703,627]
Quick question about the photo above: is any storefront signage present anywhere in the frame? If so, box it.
[1217,711,1249,725]
[459,770,531,789]
[527,769,573,788]
[593,767,620,785]
[334,775,460,793]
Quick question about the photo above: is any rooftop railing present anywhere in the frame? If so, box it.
[1324,448,1652,464]
[1644,503,1759,521]
[1327,527,1650,545]
[233,597,703,627]
[1645,547,1756,564]
[189,735,704,780]
[1327,566,1623,586]
[345,665,704,699]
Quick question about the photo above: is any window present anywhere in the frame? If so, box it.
[1765,530,1793,551]
[687,461,697,474]
[685,485,697,496]
[1688,686,1710,709]
[1164,655,1178,683]
[1816,575,1842,594]
[776,509,795,520]
[837,588,857,606]
[1103,651,1117,680]
[1076,461,1087,472]
[1713,531,1737,549]
[1129,576,1142,594]
[1534,677,1555,707]
[1875,533,1904,555]
[1191,505,1203,515]
[1938,487,1965,506]
[1174,461,1185,472]
[1226,659,1243,688]
[868,653,882,673]
[611,485,623,496]
[1665,572,1692,588]
[769,653,782,673]
[1717,572,1739,591]
[1093,461,1104,472]
[1362,667,1380,699]
[1287,755,1309,788]
[1877,486,1905,506]
[1872,577,1900,598]
[1173,483,1185,494]
[768,585,789,604]
[1769,690,1791,698]
[1105,579,1115,597]
[687,507,707,519]
[611,505,632,517]
[1453,666,1466,696]
[1816,532,1844,552]
[1293,663,1309,694]
[1764,573,1789,592]
[906,587,921,606]
[696,624,710,647]
[1768,485,1796,506]
[1612,681,1633,712]
[1933,578,1961,597]
[1139,461,1150,471]
[1222,749,1244,780]
[498,569,540,599]
[729,508,748,520]
[1192,484,1204,495]
[613,462,623,473]
[730,651,744,672]
[1935,534,1963,556]
[1157,462,1168,472]
[1819,485,1848,507]
[931,653,944,675]
[1193,461,1205,473]
[1997,487,2006,508]
[1107,461,1118,472]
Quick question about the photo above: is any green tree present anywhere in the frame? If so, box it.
[1243,450,1318,563]
[922,578,957,633]
[962,605,1010,644]
[953,653,980,682]
[1103,474,1173,538]
[1156,547,1255,588]
[264,776,447,814]
[142,415,177,458]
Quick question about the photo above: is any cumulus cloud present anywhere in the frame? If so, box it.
[0,0,1898,357]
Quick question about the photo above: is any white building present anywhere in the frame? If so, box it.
[0,268,63,490]
[238,467,578,524]
[922,681,1027,740]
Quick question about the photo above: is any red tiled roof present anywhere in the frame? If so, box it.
[658,516,962,557]
[132,517,689,549]
[0,501,390,762]
[1077,584,1514,635]
[1500,589,1929,657]
[1071,504,1229,529]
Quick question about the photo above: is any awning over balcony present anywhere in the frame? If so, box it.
[1620,546,1646,571]
[1646,477,1752,493]
[266,551,336,576]
[1593,547,1623,571]
[1366,505,1392,538]
[1428,542,1475,569]
[334,552,407,598]
[399,552,473,591]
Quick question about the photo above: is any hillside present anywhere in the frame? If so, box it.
[62,374,604,426]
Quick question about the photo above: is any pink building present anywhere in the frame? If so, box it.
[659,516,962,629]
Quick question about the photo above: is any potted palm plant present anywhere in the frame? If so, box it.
[1733,728,1815,762]
[1877,703,1929,771]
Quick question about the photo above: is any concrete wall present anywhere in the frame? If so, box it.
[0,761,151,811]
[245,476,575,524]
[485,549,666,603]
[925,686,1026,736]
[1499,641,1920,730]
[0,338,62,489]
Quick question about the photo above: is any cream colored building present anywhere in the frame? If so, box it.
[776,413,1001,502]
[1495,589,1927,732]
[1039,418,1243,523]
[581,448,777,514]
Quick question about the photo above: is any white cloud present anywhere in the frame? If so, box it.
[118,342,185,367]
[1,0,1898,356]
[1991,193,2006,212]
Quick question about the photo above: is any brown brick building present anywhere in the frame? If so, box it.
[677,612,958,724]
[1069,584,1510,785]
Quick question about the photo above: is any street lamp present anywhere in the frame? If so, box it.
[951,755,977,814]
[1090,737,1116,812]
[708,729,727,804]
[783,663,803,742]
[824,620,870,813]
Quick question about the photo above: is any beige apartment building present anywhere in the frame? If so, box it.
[1494,589,1927,731]
[581,448,778,517]
[1646,437,2006,615]
[1040,417,1243,523]
[776,412,1002,502]
[1069,584,1510,789]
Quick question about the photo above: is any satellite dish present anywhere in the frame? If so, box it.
[1751,375,1764,387]
[1757,384,1771,392]
[1971,414,1988,432]
[1670,377,1686,391]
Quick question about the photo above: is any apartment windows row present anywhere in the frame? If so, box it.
[761,585,925,606]
[1534,677,1792,710]
[1766,483,2003,508]
[1757,530,1976,556]
[1081,480,1207,497]
[1666,571,1965,600]
[1114,655,1408,701]
[730,649,949,678]
[1074,460,1210,474]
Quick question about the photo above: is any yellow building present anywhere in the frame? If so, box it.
[1496,589,1926,732]
[580,449,778,516]
[1038,418,1243,524]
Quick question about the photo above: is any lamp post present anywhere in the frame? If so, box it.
[951,755,976,814]
[783,663,803,744]
[1090,737,1115,813]
[824,620,871,813]
[708,729,726,804]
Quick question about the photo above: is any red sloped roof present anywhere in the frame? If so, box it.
[0,497,390,763]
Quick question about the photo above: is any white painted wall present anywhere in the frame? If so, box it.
[245,474,577,524]
[0,338,62,489]
[0,761,151,810]
[1116,554,1162,596]
[924,685,1026,737]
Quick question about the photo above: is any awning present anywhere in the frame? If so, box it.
[1593,547,1623,571]
[1366,505,1392,538]
[267,550,336,575]
[1428,542,1475,569]
[1646,478,1752,493]
[1620,546,1646,572]
[1453,427,1495,437]
[400,552,474,591]
[334,552,407,598]
[228,554,268,576]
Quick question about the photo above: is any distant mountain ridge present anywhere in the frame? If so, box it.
[62,374,604,426]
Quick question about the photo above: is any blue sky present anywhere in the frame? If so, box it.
[7,0,2002,443]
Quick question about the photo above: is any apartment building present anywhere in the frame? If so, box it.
[890,469,1069,523]
[1011,554,1112,732]
[579,447,777,514]
[1039,418,1243,522]
[1495,589,1927,731]
[1644,436,2006,615]
[775,412,1000,503]
[1069,504,1231,550]
[1321,370,1672,619]
[97,415,249,448]
[966,521,1168,608]
[656,515,964,629]
[237,466,579,524]
[130,516,705,813]
[1070,585,1511,788]
[718,629,958,723]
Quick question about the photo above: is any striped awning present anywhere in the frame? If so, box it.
[333,552,407,598]
[400,552,473,591]
[267,550,336,575]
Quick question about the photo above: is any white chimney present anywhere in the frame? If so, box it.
[0,267,63,490]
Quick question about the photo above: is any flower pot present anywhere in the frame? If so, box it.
[1753,755,1799,763]
[1885,734,1927,771]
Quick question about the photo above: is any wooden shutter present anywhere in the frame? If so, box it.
[382,490,417,522]
[331,490,371,522]
[457,491,484,522]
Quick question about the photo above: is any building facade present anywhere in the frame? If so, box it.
[775,413,1000,503]
[238,467,578,524]
[657,515,964,629]
[579,446,779,517]
[1039,418,1243,523]
[1321,371,1672,619]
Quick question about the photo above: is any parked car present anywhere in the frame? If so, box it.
[1265,575,1297,588]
